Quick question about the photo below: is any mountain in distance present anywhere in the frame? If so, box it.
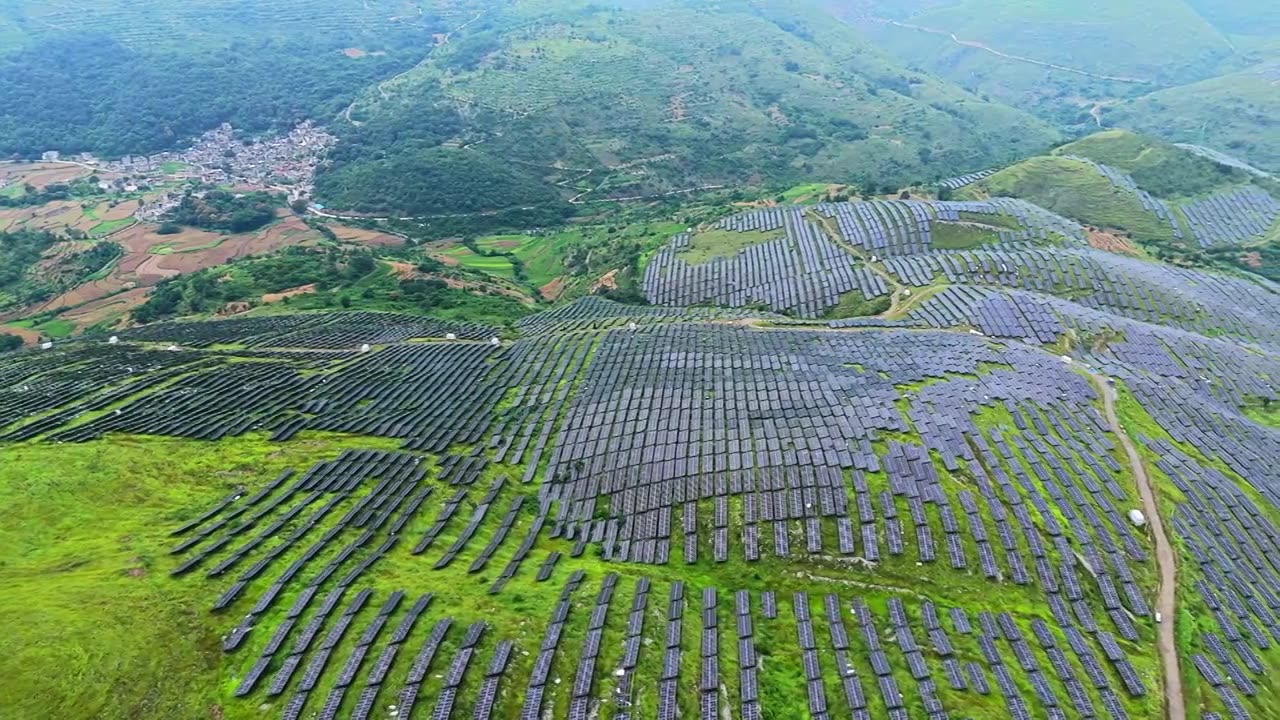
[834,0,1280,170]
[20,0,1061,218]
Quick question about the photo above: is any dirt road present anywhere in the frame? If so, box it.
[1091,374,1185,720]
[871,18,1151,84]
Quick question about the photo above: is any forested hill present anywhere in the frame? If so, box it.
[0,0,480,157]
[316,0,1060,215]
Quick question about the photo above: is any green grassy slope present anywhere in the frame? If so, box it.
[959,155,1176,241]
[1052,129,1256,198]
[319,0,1060,214]
[1106,62,1280,173]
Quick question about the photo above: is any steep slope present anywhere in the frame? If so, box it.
[316,0,1060,215]
[957,156,1180,242]
[1051,130,1258,199]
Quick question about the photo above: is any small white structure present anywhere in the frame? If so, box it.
[1060,355,1072,364]
[359,343,372,353]
[901,289,911,297]
[445,333,457,341]
[166,344,181,352]
[40,341,53,350]
[870,255,878,263]
[628,322,638,331]
[108,335,120,345]
[1155,612,1163,623]
[490,337,501,347]
[1127,509,1147,527]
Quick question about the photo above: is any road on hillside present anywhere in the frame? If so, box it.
[1091,374,1185,720]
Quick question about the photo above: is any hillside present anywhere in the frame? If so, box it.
[956,156,1180,242]
[3,190,1280,720]
[841,0,1238,122]
[316,0,1060,215]
[0,0,477,157]
[1105,62,1280,173]
[1050,130,1258,199]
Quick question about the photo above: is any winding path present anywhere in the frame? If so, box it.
[1090,374,1185,720]
[870,18,1152,84]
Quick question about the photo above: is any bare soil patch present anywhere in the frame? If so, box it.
[0,325,42,346]
[0,162,89,188]
[539,277,565,301]
[58,287,150,328]
[590,269,619,294]
[1086,227,1139,255]
[261,284,317,304]
[330,224,403,247]
[1240,251,1263,269]
[386,261,417,280]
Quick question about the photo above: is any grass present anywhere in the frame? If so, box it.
[1109,62,1280,174]
[824,290,891,319]
[0,432,403,720]
[1052,129,1256,199]
[931,221,999,250]
[90,218,134,237]
[438,246,517,279]
[0,183,25,199]
[678,228,781,265]
[965,156,1176,242]
[1241,398,1280,428]
[34,319,76,338]
[160,162,190,174]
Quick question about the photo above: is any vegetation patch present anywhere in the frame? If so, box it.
[964,156,1176,242]
[931,222,1000,250]
[678,228,782,265]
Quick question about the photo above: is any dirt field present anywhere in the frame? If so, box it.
[1086,227,1139,255]
[330,224,403,247]
[261,284,317,304]
[20,218,329,332]
[539,277,565,301]
[0,162,91,189]
[0,325,43,346]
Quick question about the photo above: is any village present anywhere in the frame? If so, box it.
[38,121,337,221]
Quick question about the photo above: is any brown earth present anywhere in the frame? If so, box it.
[261,284,317,304]
[17,218,327,330]
[590,269,619,294]
[385,261,417,280]
[0,325,43,346]
[1086,228,1139,255]
[0,162,90,188]
[539,277,565,301]
[330,224,403,247]
[1240,251,1263,268]
[342,48,368,58]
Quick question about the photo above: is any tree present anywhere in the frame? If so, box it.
[290,198,309,215]
[157,222,182,235]
[0,333,22,352]
[347,254,376,279]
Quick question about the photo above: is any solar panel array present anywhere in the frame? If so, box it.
[3,180,1280,720]
[642,208,878,317]
[1061,155,1182,238]
[1179,186,1280,248]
